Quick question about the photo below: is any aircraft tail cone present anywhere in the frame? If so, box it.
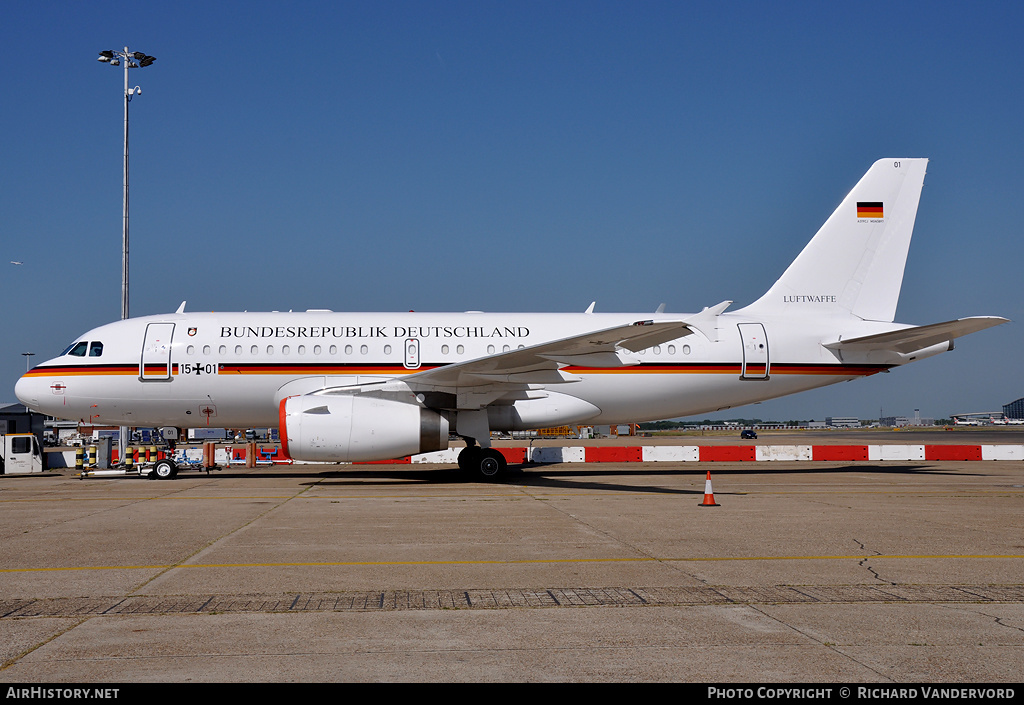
[699,470,720,507]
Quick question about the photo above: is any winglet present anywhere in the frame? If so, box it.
[175,301,187,314]
[682,300,732,341]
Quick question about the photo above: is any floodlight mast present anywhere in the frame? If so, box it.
[97,46,155,467]
[96,46,155,321]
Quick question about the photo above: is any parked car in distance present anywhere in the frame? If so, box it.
[740,429,757,439]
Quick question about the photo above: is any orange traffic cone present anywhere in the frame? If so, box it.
[699,470,720,507]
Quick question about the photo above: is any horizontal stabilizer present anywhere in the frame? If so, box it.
[824,317,1008,354]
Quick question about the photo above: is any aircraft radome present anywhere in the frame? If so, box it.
[16,158,1007,480]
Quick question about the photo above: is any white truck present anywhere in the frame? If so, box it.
[1,433,44,474]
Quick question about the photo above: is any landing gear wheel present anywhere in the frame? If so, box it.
[475,448,508,481]
[150,459,178,480]
[457,446,481,472]
[457,445,508,481]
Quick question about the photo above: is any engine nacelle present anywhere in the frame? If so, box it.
[280,394,449,462]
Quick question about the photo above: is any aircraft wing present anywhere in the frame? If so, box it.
[824,316,1008,355]
[402,319,694,390]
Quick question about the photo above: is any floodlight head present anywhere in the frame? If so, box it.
[110,58,120,66]
[98,55,111,62]
[132,51,145,60]
[99,50,114,58]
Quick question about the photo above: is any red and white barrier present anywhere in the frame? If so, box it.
[337,444,1024,465]
[74,443,1019,469]
[981,445,1024,460]
[432,444,1021,465]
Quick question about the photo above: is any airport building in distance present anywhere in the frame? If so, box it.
[1004,397,1024,420]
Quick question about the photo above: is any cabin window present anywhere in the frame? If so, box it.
[88,342,104,357]
[282,345,290,355]
[235,345,242,355]
[457,345,464,354]
[487,345,495,354]
[251,345,259,355]
[441,345,449,355]
[384,345,392,355]
[186,345,195,355]
[502,345,510,352]
[219,345,227,355]
[67,342,89,357]
[344,345,353,355]
[203,345,211,355]
[360,345,368,355]
[682,345,691,355]
[314,345,322,355]
[298,345,306,355]
[653,345,661,355]
[668,345,676,355]
[267,345,274,355]
[329,345,337,355]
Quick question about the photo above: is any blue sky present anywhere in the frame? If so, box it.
[3,1,1022,422]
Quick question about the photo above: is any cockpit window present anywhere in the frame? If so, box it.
[67,342,89,357]
[88,342,104,357]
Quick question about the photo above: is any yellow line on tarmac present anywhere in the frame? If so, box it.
[664,554,1024,562]
[2,554,1022,574]
[0,492,526,503]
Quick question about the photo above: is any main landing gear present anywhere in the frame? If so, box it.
[457,444,508,481]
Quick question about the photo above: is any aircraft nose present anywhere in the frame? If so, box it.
[15,371,43,410]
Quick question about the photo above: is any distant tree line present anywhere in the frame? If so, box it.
[638,419,771,429]
[639,418,956,429]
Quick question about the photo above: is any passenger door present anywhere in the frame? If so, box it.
[141,323,175,381]
[738,323,769,380]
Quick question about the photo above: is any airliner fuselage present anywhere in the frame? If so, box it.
[16,309,912,431]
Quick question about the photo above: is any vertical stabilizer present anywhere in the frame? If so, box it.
[741,158,928,322]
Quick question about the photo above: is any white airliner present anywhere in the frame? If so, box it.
[15,159,1007,480]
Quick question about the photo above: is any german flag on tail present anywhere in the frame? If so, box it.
[857,201,883,219]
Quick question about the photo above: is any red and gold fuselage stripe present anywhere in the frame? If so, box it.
[25,362,890,378]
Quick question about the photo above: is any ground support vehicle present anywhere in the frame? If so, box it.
[1,433,44,474]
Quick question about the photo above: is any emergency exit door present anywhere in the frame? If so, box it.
[404,338,421,369]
